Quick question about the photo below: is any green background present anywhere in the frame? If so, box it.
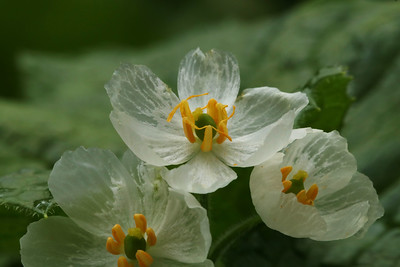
[1,0,400,266]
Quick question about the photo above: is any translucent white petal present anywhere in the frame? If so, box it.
[106,63,181,131]
[111,111,200,166]
[149,189,211,263]
[20,216,114,267]
[120,150,170,232]
[214,111,295,167]
[153,259,214,267]
[49,147,138,237]
[177,48,240,108]
[250,155,327,238]
[282,131,357,198]
[315,172,384,240]
[228,87,308,137]
[288,128,323,144]
[164,152,237,194]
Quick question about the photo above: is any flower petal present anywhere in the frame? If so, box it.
[106,63,197,166]
[314,172,384,241]
[214,111,296,167]
[106,63,180,131]
[178,48,240,108]
[49,147,138,237]
[111,111,200,166]
[164,152,237,194]
[228,87,308,137]
[120,150,170,232]
[20,216,114,267]
[149,189,211,263]
[250,154,327,239]
[282,131,357,198]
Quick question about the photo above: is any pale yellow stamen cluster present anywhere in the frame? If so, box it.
[280,166,319,206]
[106,214,157,267]
[167,93,235,152]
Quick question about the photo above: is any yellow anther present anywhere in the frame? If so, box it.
[293,170,308,182]
[136,250,154,267]
[134,214,147,234]
[167,93,209,122]
[201,126,214,152]
[282,180,292,193]
[296,190,310,205]
[167,93,208,143]
[306,184,319,203]
[118,256,134,267]
[112,224,126,244]
[106,237,123,255]
[280,166,293,181]
[216,106,235,144]
[146,228,157,247]
[205,99,219,123]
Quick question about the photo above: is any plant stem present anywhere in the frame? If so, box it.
[209,214,262,262]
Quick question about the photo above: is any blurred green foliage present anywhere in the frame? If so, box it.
[1,0,400,266]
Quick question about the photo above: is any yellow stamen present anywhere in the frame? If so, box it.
[168,94,235,148]
[183,117,232,144]
[118,256,134,267]
[167,93,209,122]
[107,237,123,255]
[146,228,157,247]
[306,184,319,203]
[136,250,154,267]
[134,214,147,234]
[282,180,292,193]
[107,214,157,267]
[280,166,293,182]
[112,224,126,244]
[280,167,319,206]
[201,126,213,152]
[167,93,209,143]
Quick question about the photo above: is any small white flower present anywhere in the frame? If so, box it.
[250,131,383,241]
[106,48,308,193]
[20,148,213,267]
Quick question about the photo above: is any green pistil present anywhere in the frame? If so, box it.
[124,228,146,260]
[195,113,217,140]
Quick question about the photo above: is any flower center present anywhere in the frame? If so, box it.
[106,214,157,267]
[167,93,235,152]
[280,166,319,206]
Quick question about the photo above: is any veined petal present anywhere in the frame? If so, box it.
[178,48,240,108]
[106,63,181,132]
[315,172,384,241]
[288,128,323,144]
[111,111,200,166]
[214,112,296,167]
[120,150,170,232]
[282,131,357,198]
[164,152,237,194]
[49,147,138,237]
[149,189,211,263]
[20,216,114,267]
[228,87,308,137]
[250,155,327,239]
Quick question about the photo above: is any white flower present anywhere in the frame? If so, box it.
[250,131,384,241]
[106,48,308,194]
[20,147,213,267]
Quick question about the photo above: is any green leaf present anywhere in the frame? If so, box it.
[357,228,400,266]
[294,66,354,131]
[0,169,55,217]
